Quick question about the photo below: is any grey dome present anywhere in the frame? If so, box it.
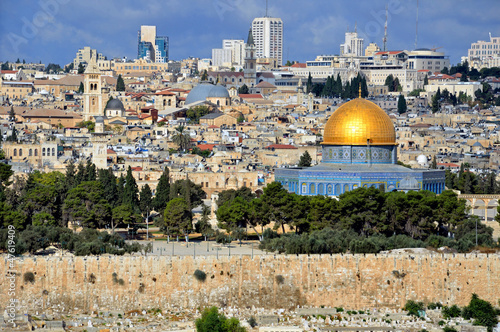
[106,98,125,110]
[185,83,230,105]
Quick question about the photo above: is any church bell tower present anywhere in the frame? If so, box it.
[244,28,257,87]
[83,54,103,121]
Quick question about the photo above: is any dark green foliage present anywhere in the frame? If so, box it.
[442,327,458,332]
[152,168,170,214]
[123,166,139,210]
[298,151,312,167]
[404,300,424,316]
[397,95,407,114]
[194,269,207,282]
[139,184,152,216]
[238,84,249,94]
[186,106,211,124]
[462,294,498,332]
[215,231,232,245]
[78,82,84,93]
[163,197,192,238]
[442,305,461,319]
[77,63,85,74]
[195,306,246,332]
[427,302,442,310]
[169,179,206,208]
[116,74,125,91]
[248,316,257,328]
[24,272,35,283]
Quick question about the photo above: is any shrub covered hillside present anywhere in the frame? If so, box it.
[215,183,499,254]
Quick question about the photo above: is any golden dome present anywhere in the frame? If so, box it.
[323,97,396,146]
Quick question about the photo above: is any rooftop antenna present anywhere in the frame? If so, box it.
[415,0,419,50]
[383,4,388,51]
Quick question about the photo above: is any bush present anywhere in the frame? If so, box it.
[404,300,424,316]
[428,302,443,310]
[248,316,257,328]
[23,272,35,284]
[443,327,458,332]
[462,294,498,332]
[194,269,207,282]
[442,305,461,319]
[275,275,285,284]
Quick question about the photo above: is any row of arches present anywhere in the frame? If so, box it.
[12,147,56,157]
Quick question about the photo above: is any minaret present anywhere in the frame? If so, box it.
[244,28,257,87]
[297,78,304,105]
[83,54,103,121]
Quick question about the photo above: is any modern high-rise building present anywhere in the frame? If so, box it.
[340,26,364,57]
[251,17,283,66]
[223,39,245,66]
[467,33,500,69]
[137,25,169,63]
[212,48,232,67]
[73,46,105,68]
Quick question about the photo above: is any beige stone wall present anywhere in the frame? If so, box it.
[1,254,498,314]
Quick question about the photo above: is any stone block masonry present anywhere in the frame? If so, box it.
[1,254,498,313]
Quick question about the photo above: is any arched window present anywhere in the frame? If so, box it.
[310,183,315,195]
[334,184,340,195]
[34,149,38,156]
[29,149,32,156]
[318,184,324,195]
[168,99,171,106]
[52,148,55,156]
[19,149,22,157]
[42,148,45,156]
[301,183,307,194]
[13,149,17,156]
[344,184,350,193]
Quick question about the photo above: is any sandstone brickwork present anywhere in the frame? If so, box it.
[1,254,498,313]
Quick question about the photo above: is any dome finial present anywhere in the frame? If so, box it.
[359,84,362,98]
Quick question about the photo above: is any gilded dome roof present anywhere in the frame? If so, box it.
[323,97,396,146]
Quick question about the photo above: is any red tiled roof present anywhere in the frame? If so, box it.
[107,149,117,154]
[208,125,219,129]
[196,143,216,151]
[1,70,17,74]
[437,163,460,167]
[155,90,176,95]
[168,88,187,92]
[131,166,143,171]
[265,144,297,150]
[290,63,306,68]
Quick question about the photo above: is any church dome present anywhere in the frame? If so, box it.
[106,98,125,111]
[323,97,396,146]
[185,83,230,105]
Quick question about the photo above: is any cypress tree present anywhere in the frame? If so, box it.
[123,166,139,209]
[397,95,407,114]
[153,167,170,213]
[116,74,125,91]
[139,184,153,216]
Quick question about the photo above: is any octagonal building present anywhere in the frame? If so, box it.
[275,93,445,196]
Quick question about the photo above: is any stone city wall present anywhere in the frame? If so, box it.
[1,254,499,313]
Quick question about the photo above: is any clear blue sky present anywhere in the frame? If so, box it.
[1,0,499,66]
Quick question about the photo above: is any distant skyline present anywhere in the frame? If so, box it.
[1,0,499,66]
